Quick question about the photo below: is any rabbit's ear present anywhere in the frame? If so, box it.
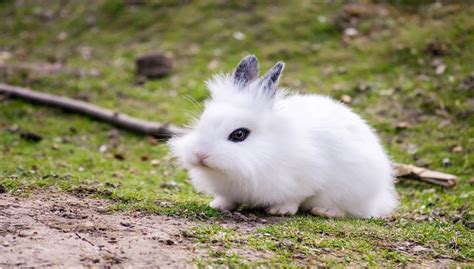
[259,61,285,98]
[234,55,259,87]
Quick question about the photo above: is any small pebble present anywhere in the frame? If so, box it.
[160,181,179,189]
[99,144,107,153]
[233,32,246,40]
[340,95,352,104]
[356,83,371,92]
[435,64,446,75]
[57,31,68,41]
[344,27,358,38]
[442,158,451,167]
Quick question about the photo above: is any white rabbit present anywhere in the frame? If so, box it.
[169,55,398,218]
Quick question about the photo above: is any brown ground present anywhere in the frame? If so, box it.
[0,191,465,268]
[0,190,203,268]
[0,190,278,268]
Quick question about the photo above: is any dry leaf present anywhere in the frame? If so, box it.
[396,121,411,129]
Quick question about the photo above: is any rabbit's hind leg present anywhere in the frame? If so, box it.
[302,194,346,218]
[310,207,345,218]
[266,202,300,216]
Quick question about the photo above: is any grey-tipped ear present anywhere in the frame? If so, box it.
[259,61,285,97]
[265,61,284,84]
[234,55,259,87]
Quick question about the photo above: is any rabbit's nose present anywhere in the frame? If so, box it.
[194,152,210,166]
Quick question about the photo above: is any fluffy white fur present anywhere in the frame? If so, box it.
[169,56,398,218]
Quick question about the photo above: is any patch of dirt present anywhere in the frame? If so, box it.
[0,190,202,267]
[0,190,282,267]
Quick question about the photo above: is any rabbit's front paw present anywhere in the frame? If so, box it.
[209,197,236,211]
[266,203,299,216]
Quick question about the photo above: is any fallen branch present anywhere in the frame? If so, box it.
[0,83,459,187]
[0,83,185,139]
[394,163,457,188]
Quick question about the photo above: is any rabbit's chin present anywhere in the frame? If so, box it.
[185,159,242,181]
[189,161,250,184]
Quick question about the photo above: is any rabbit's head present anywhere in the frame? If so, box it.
[169,55,289,180]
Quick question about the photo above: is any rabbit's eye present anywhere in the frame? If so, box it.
[228,128,250,142]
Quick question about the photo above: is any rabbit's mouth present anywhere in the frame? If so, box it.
[199,159,210,168]
[189,159,213,170]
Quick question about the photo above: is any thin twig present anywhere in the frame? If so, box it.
[394,163,457,188]
[0,83,186,139]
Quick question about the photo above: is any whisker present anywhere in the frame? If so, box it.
[185,95,204,112]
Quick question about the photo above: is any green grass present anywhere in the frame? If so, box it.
[0,0,473,266]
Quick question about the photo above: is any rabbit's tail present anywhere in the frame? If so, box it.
[370,187,399,217]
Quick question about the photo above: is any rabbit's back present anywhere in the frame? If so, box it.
[277,94,397,217]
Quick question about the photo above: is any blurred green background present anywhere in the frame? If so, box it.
[0,0,473,267]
